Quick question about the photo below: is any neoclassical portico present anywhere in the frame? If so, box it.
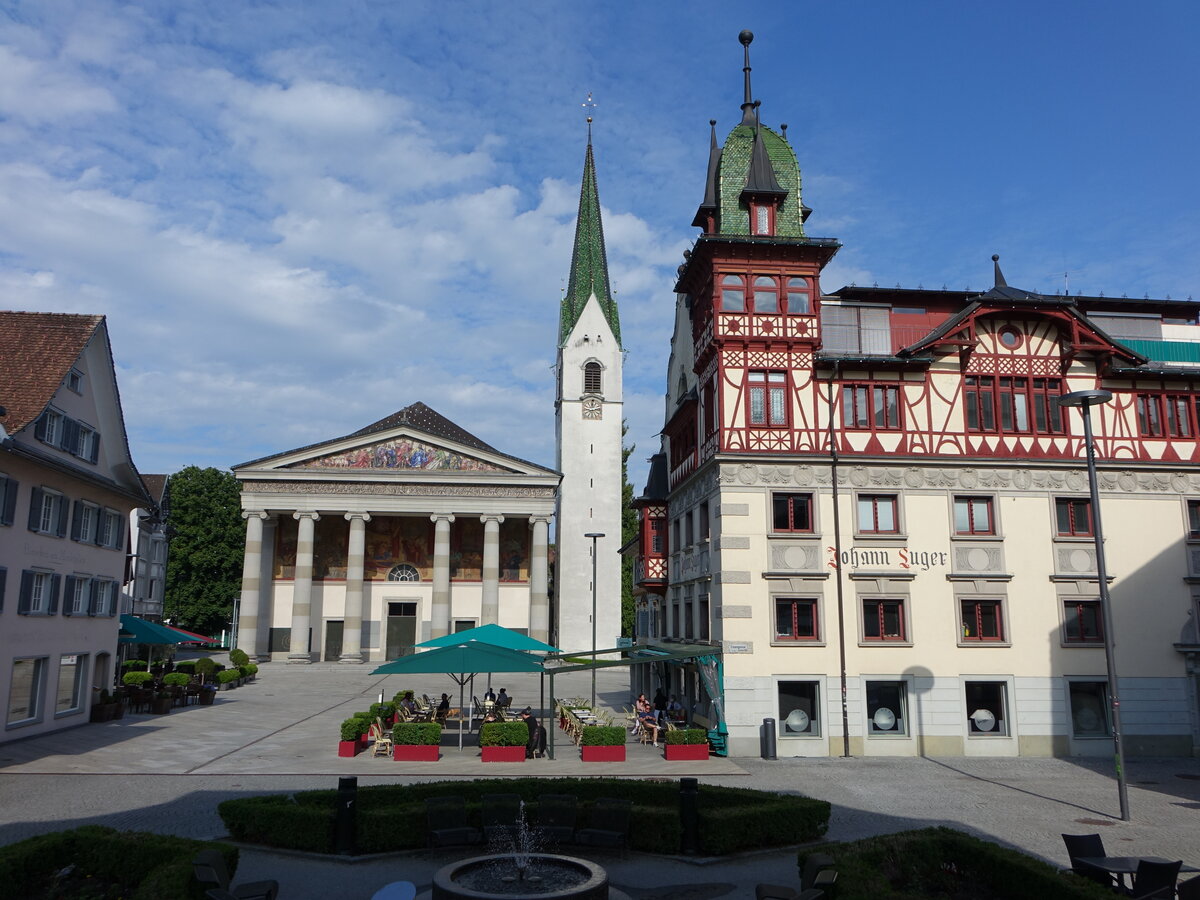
[232,403,558,663]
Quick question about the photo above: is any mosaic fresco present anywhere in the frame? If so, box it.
[295,437,506,472]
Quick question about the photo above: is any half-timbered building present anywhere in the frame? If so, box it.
[633,32,1200,758]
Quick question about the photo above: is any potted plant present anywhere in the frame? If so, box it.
[392,722,441,761]
[245,663,258,682]
[664,727,710,760]
[122,671,155,689]
[90,690,114,722]
[479,721,528,762]
[198,684,217,706]
[353,712,376,750]
[194,657,217,685]
[216,669,239,691]
[150,692,173,715]
[580,724,627,762]
[339,717,366,757]
[370,701,397,726]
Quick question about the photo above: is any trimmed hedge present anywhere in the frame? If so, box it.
[664,728,707,745]
[122,671,155,686]
[218,778,828,857]
[340,717,368,741]
[479,721,528,747]
[392,722,441,745]
[228,648,250,667]
[216,669,239,684]
[370,702,396,721]
[162,672,191,687]
[812,827,1114,900]
[173,660,197,674]
[0,825,236,900]
[121,659,148,671]
[579,725,626,747]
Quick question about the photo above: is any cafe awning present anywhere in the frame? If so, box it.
[118,614,194,645]
[416,623,560,654]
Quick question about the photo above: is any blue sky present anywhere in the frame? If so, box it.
[2,2,1197,491]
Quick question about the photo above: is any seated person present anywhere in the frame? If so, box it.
[496,687,511,709]
[666,695,685,720]
[484,687,497,703]
[436,693,450,717]
[638,710,661,747]
[635,693,652,715]
[400,692,417,713]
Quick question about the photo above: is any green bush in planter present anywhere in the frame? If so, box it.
[392,722,441,745]
[340,717,368,742]
[122,671,154,687]
[370,702,396,720]
[162,672,191,687]
[216,669,240,685]
[237,665,251,678]
[173,660,197,674]
[391,688,414,706]
[229,648,250,667]
[580,725,626,746]
[246,663,258,676]
[664,728,708,745]
[353,711,376,726]
[194,657,217,681]
[479,721,528,747]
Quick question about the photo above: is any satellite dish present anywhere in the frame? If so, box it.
[970,708,996,732]
[784,709,810,733]
[872,707,896,731]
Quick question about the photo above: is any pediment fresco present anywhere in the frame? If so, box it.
[291,436,509,472]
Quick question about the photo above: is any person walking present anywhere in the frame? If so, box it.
[519,707,543,758]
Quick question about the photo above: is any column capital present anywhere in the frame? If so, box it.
[293,511,321,522]
[344,512,373,523]
[528,515,552,526]
[430,513,456,524]
[242,510,269,521]
[480,514,505,525]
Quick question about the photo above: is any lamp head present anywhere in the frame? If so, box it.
[585,532,605,539]
[1057,389,1113,410]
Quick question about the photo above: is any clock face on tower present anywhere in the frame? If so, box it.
[582,397,602,420]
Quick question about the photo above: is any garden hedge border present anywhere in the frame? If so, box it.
[218,778,829,856]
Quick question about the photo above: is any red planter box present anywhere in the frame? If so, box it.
[394,745,440,761]
[581,745,626,762]
[481,745,526,762]
[338,740,361,758]
[664,743,709,761]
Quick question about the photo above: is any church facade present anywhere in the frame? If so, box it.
[632,32,1200,758]
[233,403,557,662]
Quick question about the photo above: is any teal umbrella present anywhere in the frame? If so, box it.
[416,623,560,653]
[371,642,544,750]
[119,614,194,645]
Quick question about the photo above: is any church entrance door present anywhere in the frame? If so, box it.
[324,621,343,661]
[386,601,418,659]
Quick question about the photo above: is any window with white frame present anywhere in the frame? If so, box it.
[72,501,99,544]
[36,410,63,447]
[7,657,46,725]
[29,487,67,537]
[89,580,115,617]
[778,681,820,736]
[55,653,88,716]
[866,680,908,735]
[66,369,83,393]
[75,424,99,462]
[965,681,1008,735]
[65,575,91,616]
[19,571,58,615]
[100,509,123,550]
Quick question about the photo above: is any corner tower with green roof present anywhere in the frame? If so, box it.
[554,128,623,659]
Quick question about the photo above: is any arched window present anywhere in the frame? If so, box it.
[387,564,420,582]
[584,361,603,394]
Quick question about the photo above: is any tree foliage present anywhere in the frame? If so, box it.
[164,466,244,635]
[621,422,637,637]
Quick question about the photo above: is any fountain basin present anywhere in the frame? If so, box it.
[431,853,607,900]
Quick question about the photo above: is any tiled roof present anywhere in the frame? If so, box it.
[560,140,621,348]
[349,402,496,452]
[0,311,102,434]
[140,473,169,505]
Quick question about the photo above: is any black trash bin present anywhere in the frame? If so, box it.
[761,718,777,759]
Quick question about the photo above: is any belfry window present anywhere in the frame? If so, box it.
[583,362,602,395]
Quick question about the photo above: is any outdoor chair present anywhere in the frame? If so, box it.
[757,851,837,900]
[1176,874,1200,900]
[425,796,482,848]
[535,794,578,847]
[482,793,522,844]
[575,798,631,853]
[1129,859,1182,900]
[1061,833,1115,889]
[192,850,278,900]
[369,722,393,757]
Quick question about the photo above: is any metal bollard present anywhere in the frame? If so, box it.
[761,718,777,760]
[335,775,358,855]
[679,777,699,855]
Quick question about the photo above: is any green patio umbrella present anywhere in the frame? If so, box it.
[370,642,545,750]
[118,615,194,671]
[416,623,561,653]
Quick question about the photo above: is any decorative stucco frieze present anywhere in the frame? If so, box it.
[1056,546,1098,576]
[769,541,823,572]
[242,481,555,498]
[952,544,1005,574]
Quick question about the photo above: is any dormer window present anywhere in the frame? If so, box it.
[751,201,776,236]
[66,369,83,393]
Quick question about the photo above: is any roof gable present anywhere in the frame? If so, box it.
[291,434,511,473]
[0,311,102,434]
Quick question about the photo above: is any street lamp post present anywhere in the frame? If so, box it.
[585,532,604,708]
[1058,389,1129,821]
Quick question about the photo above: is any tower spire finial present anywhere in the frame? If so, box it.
[582,92,597,144]
[739,30,756,126]
[992,254,1007,288]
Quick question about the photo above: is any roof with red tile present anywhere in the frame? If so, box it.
[0,311,102,435]
[140,473,168,505]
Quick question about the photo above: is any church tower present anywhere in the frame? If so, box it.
[554,127,623,658]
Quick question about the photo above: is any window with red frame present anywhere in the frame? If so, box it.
[953,496,994,535]
[719,274,746,312]
[752,276,779,313]
[649,517,665,554]
[668,416,697,469]
[1055,498,1092,536]
[772,493,813,532]
[1188,500,1200,539]
[856,494,898,534]
[863,598,906,641]
[751,202,775,236]
[748,370,787,426]
[703,380,717,437]
[1137,393,1194,438]
[842,383,901,430]
[1063,599,1103,643]
[960,598,1004,641]
[775,598,819,640]
[964,376,1064,434]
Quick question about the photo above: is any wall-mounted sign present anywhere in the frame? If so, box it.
[827,547,948,571]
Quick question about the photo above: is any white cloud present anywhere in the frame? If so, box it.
[0,45,118,122]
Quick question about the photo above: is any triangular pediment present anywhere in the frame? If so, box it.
[286,433,515,473]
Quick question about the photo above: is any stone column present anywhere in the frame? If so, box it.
[288,511,320,663]
[480,515,504,625]
[430,514,455,638]
[237,511,268,661]
[529,516,551,643]
[341,512,371,663]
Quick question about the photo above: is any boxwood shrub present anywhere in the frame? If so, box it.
[479,721,528,747]
[228,648,250,667]
[122,671,154,686]
[218,778,828,857]
[216,669,239,685]
[579,725,626,747]
[0,825,236,900]
[392,722,441,745]
[370,701,396,720]
[173,660,197,674]
[340,717,367,741]
[664,728,707,745]
[162,673,191,687]
[121,659,148,671]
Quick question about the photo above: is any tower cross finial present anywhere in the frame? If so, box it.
[582,91,597,142]
[739,30,756,125]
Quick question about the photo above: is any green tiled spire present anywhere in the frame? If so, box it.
[560,140,621,348]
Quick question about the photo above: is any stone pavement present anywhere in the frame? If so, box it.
[1,661,1198,899]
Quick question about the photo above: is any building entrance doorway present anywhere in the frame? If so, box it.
[324,621,343,661]
[386,602,418,659]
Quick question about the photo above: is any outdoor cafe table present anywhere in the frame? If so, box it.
[1077,856,1199,890]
